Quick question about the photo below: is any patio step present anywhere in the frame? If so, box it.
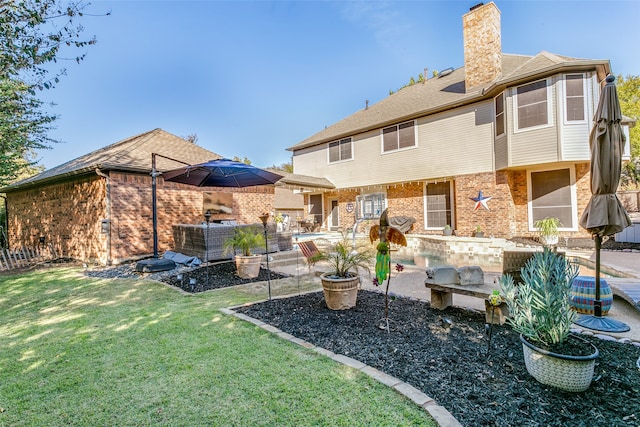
[261,248,304,269]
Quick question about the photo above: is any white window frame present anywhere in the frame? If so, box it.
[513,78,553,132]
[527,166,578,232]
[563,73,587,124]
[355,193,386,220]
[494,92,505,137]
[423,180,454,230]
[327,137,353,164]
[381,120,417,154]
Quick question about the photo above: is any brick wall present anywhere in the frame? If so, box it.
[387,182,424,230]
[454,172,514,238]
[6,171,276,265]
[323,189,360,231]
[7,176,107,263]
[110,172,276,263]
[306,164,594,240]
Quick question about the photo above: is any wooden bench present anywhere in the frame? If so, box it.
[424,281,508,324]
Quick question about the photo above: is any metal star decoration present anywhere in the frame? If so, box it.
[470,190,492,211]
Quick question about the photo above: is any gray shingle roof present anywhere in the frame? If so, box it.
[267,170,335,190]
[288,52,610,151]
[2,129,223,192]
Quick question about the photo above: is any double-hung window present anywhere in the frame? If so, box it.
[382,121,415,153]
[565,74,585,122]
[529,168,574,229]
[515,79,549,130]
[494,92,505,136]
[328,137,352,163]
[355,193,386,220]
[425,182,452,228]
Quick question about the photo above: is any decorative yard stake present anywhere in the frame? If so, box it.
[369,209,407,331]
[485,290,503,357]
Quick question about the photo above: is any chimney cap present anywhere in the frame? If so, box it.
[469,2,484,11]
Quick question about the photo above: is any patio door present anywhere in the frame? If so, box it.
[309,194,323,228]
[330,200,339,230]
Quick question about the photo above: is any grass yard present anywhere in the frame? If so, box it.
[0,267,435,426]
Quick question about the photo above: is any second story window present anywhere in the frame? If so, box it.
[328,137,352,163]
[382,121,416,153]
[515,79,549,130]
[495,92,505,136]
[565,74,585,122]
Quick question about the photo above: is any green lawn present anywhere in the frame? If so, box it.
[0,267,435,426]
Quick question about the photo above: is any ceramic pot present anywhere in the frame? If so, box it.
[320,273,360,310]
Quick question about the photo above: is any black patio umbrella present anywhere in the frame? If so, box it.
[162,158,283,188]
[163,158,283,298]
[575,75,632,333]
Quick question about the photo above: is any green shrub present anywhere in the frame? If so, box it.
[500,247,578,347]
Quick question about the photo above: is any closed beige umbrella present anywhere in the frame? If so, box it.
[576,75,632,332]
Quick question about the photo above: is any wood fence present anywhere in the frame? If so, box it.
[0,244,58,272]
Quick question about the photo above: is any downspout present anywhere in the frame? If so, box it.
[95,168,112,265]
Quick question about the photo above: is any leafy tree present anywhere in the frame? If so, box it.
[617,74,640,189]
[0,78,55,186]
[617,74,639,158]
[0,0,101,185]
[269,160,293,173]
[232,156,251,165]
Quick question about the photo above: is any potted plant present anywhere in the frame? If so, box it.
[474,225,484,238]
[223,225,265,279]
[443,224,452,236]
[499,247,599,392]
[274,212,285,232]
[534,217,561,246]
[309,235,374,310]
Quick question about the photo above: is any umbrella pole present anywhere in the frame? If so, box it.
[574,234,629,332]
[594,235,602,318]
[152,153,159,258]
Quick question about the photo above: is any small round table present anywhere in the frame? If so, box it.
[570,275,613,315]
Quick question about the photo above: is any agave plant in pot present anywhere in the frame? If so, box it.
[223,225,265,279]
[499,247,599,392]
[309,235,374,310]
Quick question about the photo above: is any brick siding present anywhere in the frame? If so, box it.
[6,171,276,265]
[306,165,594,240]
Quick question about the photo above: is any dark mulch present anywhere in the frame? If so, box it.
[237,290,640,427]
[160,261,289,293]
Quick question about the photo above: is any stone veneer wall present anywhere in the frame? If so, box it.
[6,171,276,265]
[463,2,502,91]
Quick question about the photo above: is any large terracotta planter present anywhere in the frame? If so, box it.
[520,334,598,392]
[320,273,360,310]
[234,255,261,279]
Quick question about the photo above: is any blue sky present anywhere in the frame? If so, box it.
[37,0,640,170]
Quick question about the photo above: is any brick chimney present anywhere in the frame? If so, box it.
[463,2,502,92]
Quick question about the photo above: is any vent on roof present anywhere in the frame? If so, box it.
[438,67,454,78]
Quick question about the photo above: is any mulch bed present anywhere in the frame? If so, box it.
[236,290,640,427]
[161,261,289,293]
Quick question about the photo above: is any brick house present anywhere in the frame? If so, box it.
[287,2,635,239]
[1,129,281,265]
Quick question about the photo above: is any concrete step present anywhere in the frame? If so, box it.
[261,249,305,268]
